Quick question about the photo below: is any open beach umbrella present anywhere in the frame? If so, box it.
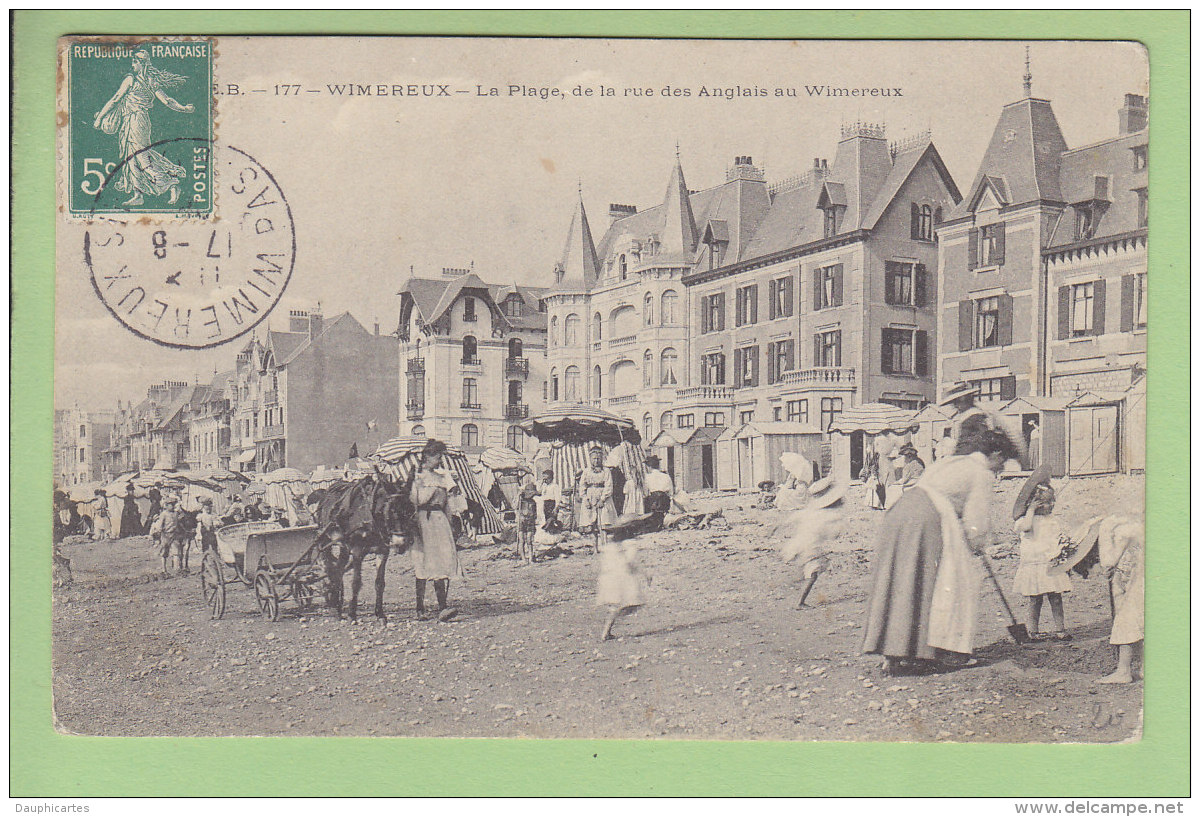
[479,446,530,472]
[518,402,641,445]
[259,467,309,485]
[779,452,813,483]
[827,403,919,435]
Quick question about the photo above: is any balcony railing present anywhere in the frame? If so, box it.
[505,403,530,420]
[777,367,857,387]
[461,356,482,367]
[676,385,735,401]
[262,390,278,405]
[406,401,425,420]
[260,423,286,440]
[460,401,482,410]
[608,395,638,406]
[609,335,638,349]
[406,357,425,373]
[504,357,529,377]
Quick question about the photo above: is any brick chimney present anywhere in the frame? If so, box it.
[726,155,764,182]
[609,203,637,222]
[308,308,324,339]
[288,309,309,333]
[1119,93,1147,134]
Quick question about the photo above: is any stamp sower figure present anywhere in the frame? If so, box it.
[409,439,461,622]
[92,48,195,206]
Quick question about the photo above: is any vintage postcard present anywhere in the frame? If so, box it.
[48,34,1155,752]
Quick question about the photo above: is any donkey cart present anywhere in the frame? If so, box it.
[200,522,324,621]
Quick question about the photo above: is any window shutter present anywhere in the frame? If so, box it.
[813,268,822,310]
[914,263,928,307]
[813,334,821,368]
[783,276,794,317]
[750,285,758,323]
[1092,279,1106,335]
[967,228,979,271]
[880,329,894,374]
[934,206,943,226]
[750,346,760,386]
[997,293,1014,346]
[766,343,776,383]
[785,340,795,371]
[958,300,974,351]
[915,330,929,377]
[884,262,897,305]
[717,294,726,331]
[994,222,1006,265]
[1120,274,1136,332]
[733,349,743,387]
[910,203,920,240]
[1057,286,1071,340]
[1000,376,1017,401]
[833,264,844,307]
[833,331,842,367]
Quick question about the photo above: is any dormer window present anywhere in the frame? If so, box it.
[1075,206,1097,241]
[504,295,522,317]
[1132,145,1147,172]
[911,203,934,241]
[463,296,477,322]
[823,207,839,238]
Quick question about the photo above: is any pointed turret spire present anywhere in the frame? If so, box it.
[555,187,600,287]
[659,152,698,257]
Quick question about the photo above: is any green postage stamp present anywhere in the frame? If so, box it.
[65,38,213,216]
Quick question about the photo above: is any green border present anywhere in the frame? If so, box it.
[13,10,1189,797]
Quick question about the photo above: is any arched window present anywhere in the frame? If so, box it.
[660,411,673,430]
[593,312,603,341]
[643,413,653,441]
[507,425,524,452]
[461,423,479,448]
[564,366,580,401]
[643,350,653,387]
[550,368,559,402]
[462,335,478,364]
[564,313,580,345]
[643,292,654,326]
[411,424,426,438]
[619,254,628,279]
[918,204,933,241]
[660,348,679,386]
[549,315,558,347]
[661,290,678,324]
[508,337,522,358]
[593,365,603,398]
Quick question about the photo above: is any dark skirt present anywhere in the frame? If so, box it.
[861,488,944,661]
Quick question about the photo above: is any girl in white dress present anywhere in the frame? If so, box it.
[1012,483,1074,640]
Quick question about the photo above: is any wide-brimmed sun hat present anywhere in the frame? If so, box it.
[808,476,847,509]
[939,381,981,405]
[644,454,661,468]
[1012,463,1053,519]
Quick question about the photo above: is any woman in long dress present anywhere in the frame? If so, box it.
[409,439,461,622]
[862,416,1019,675]
[92,49,195,206]
[576,446,615,555]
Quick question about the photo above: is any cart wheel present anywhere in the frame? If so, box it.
[200,551,227,620]
[253,570,280,622]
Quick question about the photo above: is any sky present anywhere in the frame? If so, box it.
[54,38,1149,411]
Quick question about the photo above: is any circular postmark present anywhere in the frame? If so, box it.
[84,139,296,349]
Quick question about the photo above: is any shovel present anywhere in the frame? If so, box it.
[979,554,1033,644]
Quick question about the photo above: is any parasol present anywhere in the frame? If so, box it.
[779,452,813,483]
[191,467,250,484]
[827,403,919,435]
[518,403,640,445]
[478,446,530,472]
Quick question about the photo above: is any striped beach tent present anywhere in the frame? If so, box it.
[370,436,504,534]
[519,402,641,445]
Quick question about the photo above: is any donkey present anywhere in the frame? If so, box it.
[314,471,413,623]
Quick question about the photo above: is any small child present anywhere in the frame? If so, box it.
[1012,480,1074,640]
[1096,516,1144,684]
[771,476,846,609]
[516,476,539,565]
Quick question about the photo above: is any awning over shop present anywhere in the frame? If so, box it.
[235,449,256,463]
